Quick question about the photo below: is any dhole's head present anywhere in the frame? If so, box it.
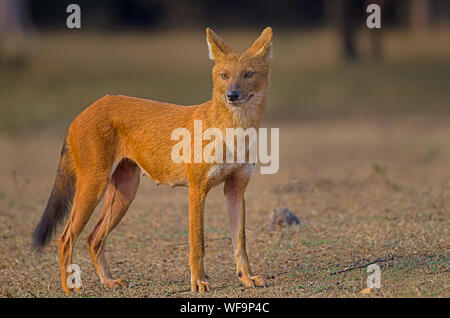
[206,27,273,107]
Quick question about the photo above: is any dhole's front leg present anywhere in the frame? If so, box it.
[188,185,210,293]
[224,173,266,288]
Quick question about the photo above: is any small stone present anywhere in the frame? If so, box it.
[270,207,300,229]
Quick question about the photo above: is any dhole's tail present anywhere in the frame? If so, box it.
[31,140,76,251]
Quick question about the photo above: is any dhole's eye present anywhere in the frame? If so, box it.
[221,73,228,79]
[244,71,254,78]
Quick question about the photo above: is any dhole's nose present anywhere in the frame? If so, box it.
[227,91,240,102]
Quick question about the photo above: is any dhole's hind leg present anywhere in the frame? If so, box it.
[86,159,140,289]
[58,175,109,294]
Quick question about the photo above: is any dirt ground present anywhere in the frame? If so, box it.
[0,116,448,298]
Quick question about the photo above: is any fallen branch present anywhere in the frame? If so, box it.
[330,257,394,275]
[27,290,37,298]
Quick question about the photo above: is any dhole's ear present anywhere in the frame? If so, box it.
[206,28,232,61]
[248,27,273,61]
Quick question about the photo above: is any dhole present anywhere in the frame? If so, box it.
[32,27,273,294]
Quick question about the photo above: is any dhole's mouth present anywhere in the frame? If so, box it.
[227,94,254,107]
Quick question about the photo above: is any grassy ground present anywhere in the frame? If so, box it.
[0,29,449,297]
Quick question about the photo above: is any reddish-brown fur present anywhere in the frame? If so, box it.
[32,27,273,294]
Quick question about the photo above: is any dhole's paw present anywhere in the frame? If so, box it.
[63,286,83,295]
[74,286,84,293]
[63,287,74,295]
[191,279,211,293]
[239,275,266,288]
[103,278,128,289]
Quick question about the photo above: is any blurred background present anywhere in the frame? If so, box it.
[0,0,449,135]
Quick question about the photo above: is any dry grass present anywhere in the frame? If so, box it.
[0,117,448,298]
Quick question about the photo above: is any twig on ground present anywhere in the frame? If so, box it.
[330,257,394,275]
[27,290,37,298]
